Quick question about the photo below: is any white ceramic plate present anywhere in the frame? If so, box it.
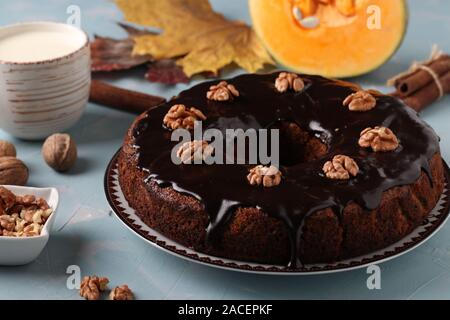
[105,150,450,275]
[0,185,59,266]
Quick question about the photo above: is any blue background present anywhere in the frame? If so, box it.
[0,0,450,299]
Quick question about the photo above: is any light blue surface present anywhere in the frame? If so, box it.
[0,0,450,300]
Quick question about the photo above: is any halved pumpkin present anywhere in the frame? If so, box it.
[249,0,408,78]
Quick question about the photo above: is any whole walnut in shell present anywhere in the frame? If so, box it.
[0,157,29,186]
[42,134,77,172]
[0,140,16,157]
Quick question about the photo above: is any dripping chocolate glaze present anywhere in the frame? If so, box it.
[132,73,440,268]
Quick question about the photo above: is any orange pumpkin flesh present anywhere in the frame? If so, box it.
[249,0,408,78]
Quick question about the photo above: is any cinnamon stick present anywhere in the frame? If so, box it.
[393,54,450,98]
[89,80,166,114]
[388,47,450,112]
[400,71,450,112]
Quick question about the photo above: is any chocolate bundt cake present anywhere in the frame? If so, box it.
[118,73,445,267]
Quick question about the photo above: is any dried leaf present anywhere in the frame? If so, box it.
[145,59,190,85]
[115,0,274,77]
[91,24,153,72]
[117,23,152,37]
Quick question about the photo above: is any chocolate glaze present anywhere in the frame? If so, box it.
[132,73,440,267]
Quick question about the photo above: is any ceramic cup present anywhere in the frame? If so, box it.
[0,22,91,140]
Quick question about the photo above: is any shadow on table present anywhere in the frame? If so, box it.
[0,233,83,277]
[67,106,135,146]
[177,260,382,300]
[59,157,93,176]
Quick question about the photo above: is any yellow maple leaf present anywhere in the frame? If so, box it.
[115,0,274,77]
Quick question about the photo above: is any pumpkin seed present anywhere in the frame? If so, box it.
[300,16,320,29]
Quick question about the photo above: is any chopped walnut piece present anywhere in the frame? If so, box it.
[176,140,214,164]
[8,204,23,215]
[207,81,239,101]
[14,218,26,233]
[0,187,16,214]
[0,215,15,231]
[80,276,109,301]
[343,90,377,111]
[163,104,207,130]
[36,198,50,210]
[20,223,42,237]
[247,165,282,187]
[359,126,399,152]
[275,72,305,93]
[2,230,16,237]
[109,285,134,300]
[0,187,53,238]
[20,209,34,223]
[323,155,359,180]
[31,210,45,224]
[21,195,36,205]
[80,277,100,300]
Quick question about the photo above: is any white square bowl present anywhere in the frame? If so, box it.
[0,185,59,266]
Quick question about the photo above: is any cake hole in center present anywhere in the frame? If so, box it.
[276,122,328,167]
